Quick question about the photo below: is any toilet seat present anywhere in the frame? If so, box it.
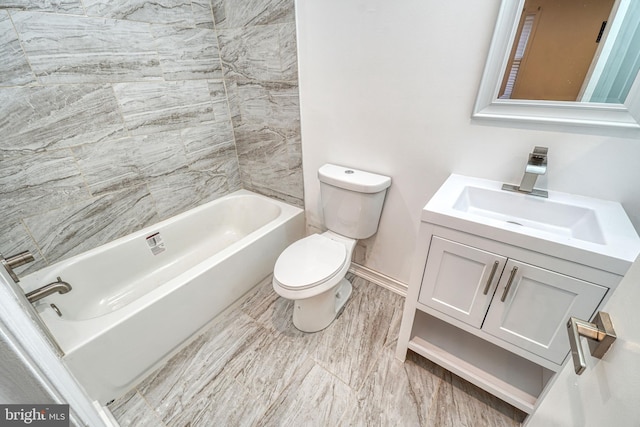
[273,234,347,291]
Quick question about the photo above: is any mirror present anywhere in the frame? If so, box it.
[473,0,640,134]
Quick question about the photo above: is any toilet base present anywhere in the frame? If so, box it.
[292,278,352,333]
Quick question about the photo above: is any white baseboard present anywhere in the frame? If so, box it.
[349,263,408,297]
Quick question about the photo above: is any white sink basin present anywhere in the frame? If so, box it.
[453,186,605,244]
[423,174,640,274]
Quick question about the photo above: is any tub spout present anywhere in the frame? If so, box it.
[26,277,72,304]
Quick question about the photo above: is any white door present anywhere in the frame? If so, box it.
[483,259,607,365]
[418,237,506,328]
[525,255,640,427]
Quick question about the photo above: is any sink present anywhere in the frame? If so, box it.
[422,174,640,273]
[453,186,605,244]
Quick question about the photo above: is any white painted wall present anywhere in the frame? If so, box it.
[526,254,640,426]
[296,0,640,283]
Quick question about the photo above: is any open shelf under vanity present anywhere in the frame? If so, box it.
[407,310,555,414]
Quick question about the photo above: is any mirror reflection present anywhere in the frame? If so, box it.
[498,0,640,104]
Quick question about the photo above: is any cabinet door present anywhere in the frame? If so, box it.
[483,259,607,365]
[418,237,506,328]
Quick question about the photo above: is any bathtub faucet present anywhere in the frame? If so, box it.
[26,277,72,304]
[1,250,35,282]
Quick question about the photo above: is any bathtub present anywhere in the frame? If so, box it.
[21,190,304,404]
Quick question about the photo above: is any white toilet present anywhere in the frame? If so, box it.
[272,164,391,332]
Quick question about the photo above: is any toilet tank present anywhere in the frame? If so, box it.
[318,164,391,239]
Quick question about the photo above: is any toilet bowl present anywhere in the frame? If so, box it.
[272,231,356,332]
[272,164,391,333]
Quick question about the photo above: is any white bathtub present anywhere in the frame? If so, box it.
[21,190,304,404]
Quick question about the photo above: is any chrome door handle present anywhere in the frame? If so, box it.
[500,266,518,302]
[483,261,500,295]
[567,311,616,375]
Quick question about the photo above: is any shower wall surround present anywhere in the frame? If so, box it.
[0,0,302,273]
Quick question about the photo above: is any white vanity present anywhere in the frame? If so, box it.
[395,174,640,414]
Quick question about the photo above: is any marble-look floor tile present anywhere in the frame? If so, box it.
[258,359,356,427]
[164,370,267,427]
[73,131,187,196]
[23,185,158,264]
[114,80,216,136]
[112,277,526,427]
[212,0,294,28]
[109,390,166,427]
[0,11,35,86]
[0,0,83,14]
[425,368,525,427]
[239,276,318,345]
[311,281,404,390]
[341,349,445,427]
[13,12,162,84]
[84,0,195,27]
[0,150,90,222]
[223,322,315,408]
[137,312,263,425]
[0,85,126,152]
[151,25,223,81]
[191,0,215,29]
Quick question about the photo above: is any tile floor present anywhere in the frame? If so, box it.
[109,275,526,426]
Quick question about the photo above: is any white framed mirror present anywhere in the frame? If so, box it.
[473,0,640,135]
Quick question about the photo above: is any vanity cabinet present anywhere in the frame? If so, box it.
[418,236,607,365]
[396,224,623,414]
[396,173,639,415]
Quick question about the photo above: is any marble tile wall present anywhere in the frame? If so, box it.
[216,0,303,206]
[0,0,302,273]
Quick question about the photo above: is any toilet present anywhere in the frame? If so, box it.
[272,164,391,332]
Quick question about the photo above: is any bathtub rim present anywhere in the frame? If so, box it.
[24,190,303,354]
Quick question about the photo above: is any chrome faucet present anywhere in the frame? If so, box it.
[1,250,35,282]
[25,277,72,304]
[502,146,549,198]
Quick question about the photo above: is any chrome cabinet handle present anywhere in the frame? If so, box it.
[500,266,518,302]
[567,312,616,375]
[483,261,500,295]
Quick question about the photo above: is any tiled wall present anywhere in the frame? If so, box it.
[0,0,302,274]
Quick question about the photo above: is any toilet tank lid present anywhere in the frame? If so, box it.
[318,164,391,193]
